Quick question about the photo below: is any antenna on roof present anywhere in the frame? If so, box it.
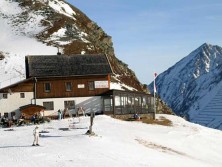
[57,47,61,55]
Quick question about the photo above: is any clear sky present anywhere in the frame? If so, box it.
[67,0,222,84]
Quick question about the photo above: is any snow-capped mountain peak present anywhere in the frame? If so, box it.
[149,43,222,130]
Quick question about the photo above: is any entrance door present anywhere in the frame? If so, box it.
[103,97,113,114]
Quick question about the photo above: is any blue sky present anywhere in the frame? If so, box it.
[67,0,222,84]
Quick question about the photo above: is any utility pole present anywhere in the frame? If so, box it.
[154,91,156,120]
[153,73,157,120]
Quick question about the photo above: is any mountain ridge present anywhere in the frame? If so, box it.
[149,43,222,129]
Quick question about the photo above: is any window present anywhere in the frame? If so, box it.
[3,93,8,99]
[142,97,149,109]
[104,98,113,112]
[64,100,75,110]
[88,81,95,90]
[115,95,121,106]
[44,83,51,92]
[43,101,54,110]
[65,82,72,91]
[135,96,141,106]
[121,95,127,107]
[127,96,134,106]
[20,93,25,98]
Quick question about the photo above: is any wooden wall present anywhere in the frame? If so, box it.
[36,75,110,98]
[0,80,34,93]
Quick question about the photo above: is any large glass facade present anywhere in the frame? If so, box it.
[103,90,154,115]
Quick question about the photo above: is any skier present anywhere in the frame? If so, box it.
[32,126,40,146]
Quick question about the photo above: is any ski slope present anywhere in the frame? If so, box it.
[0,114,222,167]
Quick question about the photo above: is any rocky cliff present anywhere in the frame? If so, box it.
[0,0,145,91]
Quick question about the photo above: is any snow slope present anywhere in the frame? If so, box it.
[0,0,56,87]
[0,114,222,167]
[0,0,91,88]
[149,43,222,129]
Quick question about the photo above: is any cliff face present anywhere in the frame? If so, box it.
[0,0,144,91]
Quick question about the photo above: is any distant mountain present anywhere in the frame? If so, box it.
[0,0,145,91]
[149,43,222,130]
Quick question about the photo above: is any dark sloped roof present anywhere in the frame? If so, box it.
[25,54,113,78]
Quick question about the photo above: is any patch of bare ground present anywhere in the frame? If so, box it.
[135,138,186,156]
[141,116,172,126]
[113,115,172,127]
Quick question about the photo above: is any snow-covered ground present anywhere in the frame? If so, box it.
[0,0,56,87]
[0,114,221,167]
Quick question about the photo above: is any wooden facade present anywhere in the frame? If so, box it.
[25,54,113,99]
[0,78,34,93]
[35,75,111,98]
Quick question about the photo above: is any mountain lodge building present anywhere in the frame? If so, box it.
[0,54,154,119]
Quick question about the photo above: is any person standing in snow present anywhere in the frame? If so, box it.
[58,109,62,120]
[33,126,40,146]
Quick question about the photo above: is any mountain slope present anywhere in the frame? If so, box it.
[0,0,144,91]
[149,43,222,129]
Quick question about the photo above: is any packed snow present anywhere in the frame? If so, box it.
[48,0,76,19]
[111,75,137,91]
[0,114,222,167]
[0,0,56,87]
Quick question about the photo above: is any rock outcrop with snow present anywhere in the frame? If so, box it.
[0,0,144,91]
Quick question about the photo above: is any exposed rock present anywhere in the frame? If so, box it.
[1,0,146,92]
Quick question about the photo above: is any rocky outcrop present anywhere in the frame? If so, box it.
[0,0,145,92]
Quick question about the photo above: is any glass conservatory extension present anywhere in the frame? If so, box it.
[102,90,155,115]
